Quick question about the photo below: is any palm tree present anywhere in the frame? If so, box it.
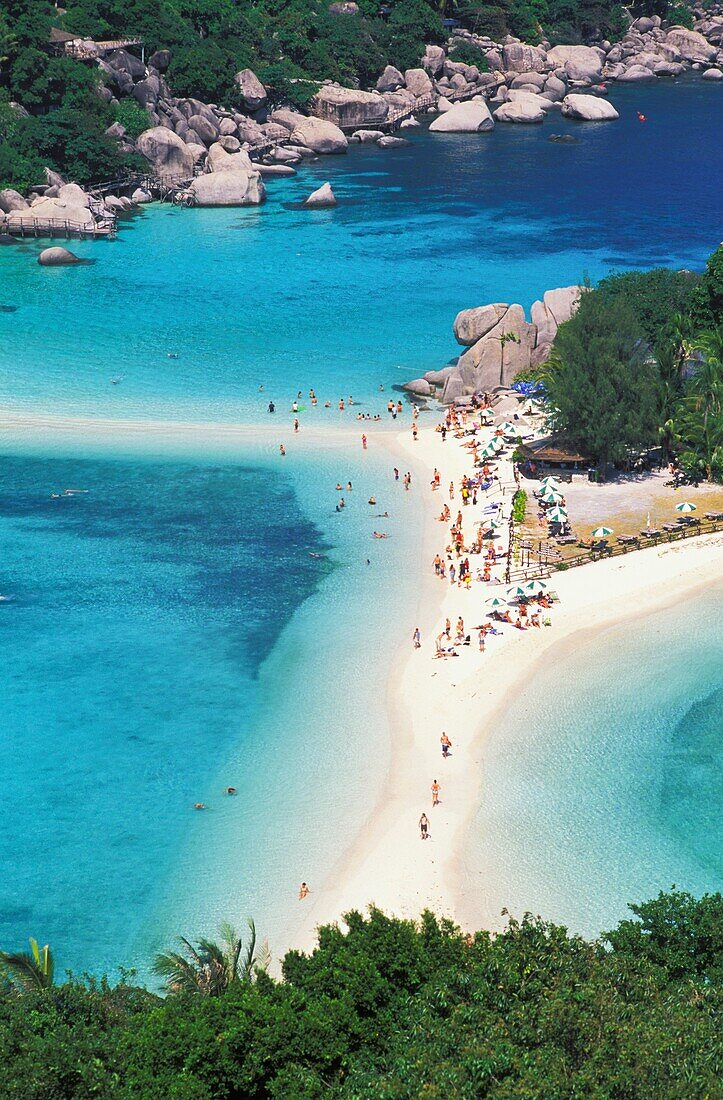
[0,938,55,991]
[667,326,723,482]
[153,919,270,996]
[497,330,520,387]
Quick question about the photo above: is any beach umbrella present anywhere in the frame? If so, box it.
[547,506,568,524]
[675,502,697,513]
[540,475,560,485]
[541,488,564,504]
[499,421,521,436]
[507,585,529,599]
[523,579,547,594]
[485,596,507,608]
[591,526,613,537]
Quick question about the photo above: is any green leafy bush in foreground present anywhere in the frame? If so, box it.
[1,890,722,1098]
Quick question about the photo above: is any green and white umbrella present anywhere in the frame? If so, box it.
[540,475,561,487]
[591,526,613,538]
[523,579,547,594]
[507,585,528,599]
[675,502,697,513]
[548,506,568,524]
[541,488,564,503]
[485,596,507,608]
[499,422,521,436]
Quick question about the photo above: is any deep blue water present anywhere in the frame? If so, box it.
[0,78,721,974]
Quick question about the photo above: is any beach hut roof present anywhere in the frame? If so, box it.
[518,435,591,465]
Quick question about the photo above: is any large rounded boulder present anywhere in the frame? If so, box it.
[137,127,194,178]
[547,45,603,84]
[303,182,337,208]
[38,247,82,266]
[190,170,265,206]
[561,94,619,121]
[312,86,388,129]
[289,117,348,154]
[429,99,494,133]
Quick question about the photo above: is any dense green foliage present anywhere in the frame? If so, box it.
[0,0,144,188]
[541,247,723,478]
[0,891,721,1097]
[1,0,692,187]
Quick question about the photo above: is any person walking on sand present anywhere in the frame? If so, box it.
[441,732,452,758]
[431,779,441,806]
[362,434,367,450]
[299,882,310,900]
[449,481,455,500]
[478,628,485,652]
[419,813,429,840]
[412,626,421,649]
[294,417,299,433]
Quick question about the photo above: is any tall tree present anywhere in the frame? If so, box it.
[0,937,55,991]
[153,919,269,996]
[545,292,661,467]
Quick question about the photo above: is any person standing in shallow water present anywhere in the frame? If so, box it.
[412,626,421,649]
[419,813,429,840]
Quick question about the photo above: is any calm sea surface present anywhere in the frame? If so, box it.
[0,77,721,975]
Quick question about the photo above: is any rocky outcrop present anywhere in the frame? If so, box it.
[456,305,536,391]
[206,142,253,173]
[7,197,95,231]
[454,303,508,345]
[57,183,90,208]
[404,68,434,97]
[529,285,583,360]
[561,94,619,121]
[312,85,387,129]
[412,286,585,403]
[547,44,604,83]
[137,127,194,177]
[190,170,265,206]
[234,69,268,111]
[289,116,348,154]
[422,45,446,77]
[502,43,548,72]
[0,188,29,213]
[303,182,337,207]
[429,99,494,132]
[494,95,545,123]
[617,64,657,81]
[38,246,82,266]
[403,378,432,397]
[376,65,404,92]
[665,26,717,62]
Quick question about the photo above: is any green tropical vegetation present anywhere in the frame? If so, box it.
[539,245,723,480]
[0,890,721,1096]
[0,0,695,189]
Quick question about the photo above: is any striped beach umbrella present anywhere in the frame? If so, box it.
[541,488,564,503]
[499,422,521,436]
[523,579,547,594]
[591,526,613,537]
[675,502,697,513]
[540,475,561,486]
[507,585,529,599]
[485,596,507,608]
[547,506,569,524]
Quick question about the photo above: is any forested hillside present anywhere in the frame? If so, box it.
[0,0,691,188]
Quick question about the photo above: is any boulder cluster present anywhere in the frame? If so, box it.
[0,175,137,235]
[404,287,584,404]
[2,4,722,223]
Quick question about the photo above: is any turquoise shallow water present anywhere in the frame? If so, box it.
[462,590,723,938]
[0,78,721,974]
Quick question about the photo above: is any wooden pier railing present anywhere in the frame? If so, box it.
[6,218,116,241]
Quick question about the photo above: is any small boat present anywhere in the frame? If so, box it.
[63,488,89,494]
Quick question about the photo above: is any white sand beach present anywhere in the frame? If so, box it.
[287,411,723,955]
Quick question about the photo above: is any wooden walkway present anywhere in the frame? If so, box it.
[6,218,116,241]
[507,515,723,583]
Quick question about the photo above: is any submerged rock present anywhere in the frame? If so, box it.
[303,182,337,208]
[38,247,82,266]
